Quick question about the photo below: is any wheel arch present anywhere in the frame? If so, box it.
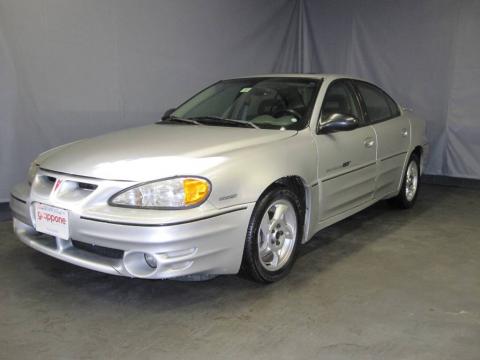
[411,145,424,174]
[256,175,312,244]
[395,144,423,197]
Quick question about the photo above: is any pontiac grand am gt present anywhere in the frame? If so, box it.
[10,74,428,283]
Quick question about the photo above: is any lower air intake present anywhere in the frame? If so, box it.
[71,240,124,259]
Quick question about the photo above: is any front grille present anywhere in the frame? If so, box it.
[71,240,124,259]
[36,172,99,200]
[78,182,98,191]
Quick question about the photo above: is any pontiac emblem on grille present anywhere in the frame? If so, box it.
[53,179,63,194]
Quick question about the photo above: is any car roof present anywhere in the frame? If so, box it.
[225,73,367,82]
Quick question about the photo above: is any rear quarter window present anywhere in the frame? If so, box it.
[355,82,400,123]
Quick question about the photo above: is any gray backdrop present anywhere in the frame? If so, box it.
[302,0,480,180]
[0,0,301,201]
[1,0,479,201]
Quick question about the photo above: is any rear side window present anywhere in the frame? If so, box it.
[385,95,401,118]
[355,82,400,123]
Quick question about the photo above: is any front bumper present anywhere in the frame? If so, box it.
[10,174,254,279]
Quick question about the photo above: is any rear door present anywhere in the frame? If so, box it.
[314,80,377,220]
[353,81,410,199]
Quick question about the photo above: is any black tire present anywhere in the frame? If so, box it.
[388,153,421,209]
[240,186,303,283]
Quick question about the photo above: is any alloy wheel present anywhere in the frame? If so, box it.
[257,199,297,271]
[405,160,419,202]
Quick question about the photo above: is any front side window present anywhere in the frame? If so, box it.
[320,81,361,122]
[355,82,399,123]
[171,78,321,130]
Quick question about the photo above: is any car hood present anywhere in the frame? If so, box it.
[38,124,296,181]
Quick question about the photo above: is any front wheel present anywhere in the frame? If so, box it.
[240,187,303,283]
[388,153,420,209]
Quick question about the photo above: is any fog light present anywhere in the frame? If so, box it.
[144,253,157,268]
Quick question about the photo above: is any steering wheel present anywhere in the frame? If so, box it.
[272,108,303,120]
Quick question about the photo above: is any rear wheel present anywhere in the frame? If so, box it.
[241,187,303,283]
[388,153,420,209]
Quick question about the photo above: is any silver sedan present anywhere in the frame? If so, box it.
[10,74,428,283]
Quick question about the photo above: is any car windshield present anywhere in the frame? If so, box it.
[169,77,321,130]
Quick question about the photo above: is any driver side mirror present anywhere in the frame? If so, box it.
[317,113,359,134]
[161,108,176,120]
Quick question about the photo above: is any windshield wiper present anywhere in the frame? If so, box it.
[189,116,259,129]
[156,115,201,125]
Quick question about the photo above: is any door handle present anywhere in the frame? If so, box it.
[363,137,375,148]
[401,128,409,137]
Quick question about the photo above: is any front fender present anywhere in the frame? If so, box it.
[204,129,317,209]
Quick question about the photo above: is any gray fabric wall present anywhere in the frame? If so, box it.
[303,0,480,179]
[0,0,302,201]
[1,0,479,200]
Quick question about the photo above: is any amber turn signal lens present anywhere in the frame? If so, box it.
[183,178,210,206]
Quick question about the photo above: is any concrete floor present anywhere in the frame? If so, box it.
[0,184,479,360]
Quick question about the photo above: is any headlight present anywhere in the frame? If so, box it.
[27,162,39,185]
[109,177,211,209]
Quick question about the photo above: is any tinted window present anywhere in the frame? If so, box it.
[321,81,361,122]
[356,82,398,123]
[385,94,401,117]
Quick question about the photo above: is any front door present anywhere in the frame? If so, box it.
[314,80,377,221]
